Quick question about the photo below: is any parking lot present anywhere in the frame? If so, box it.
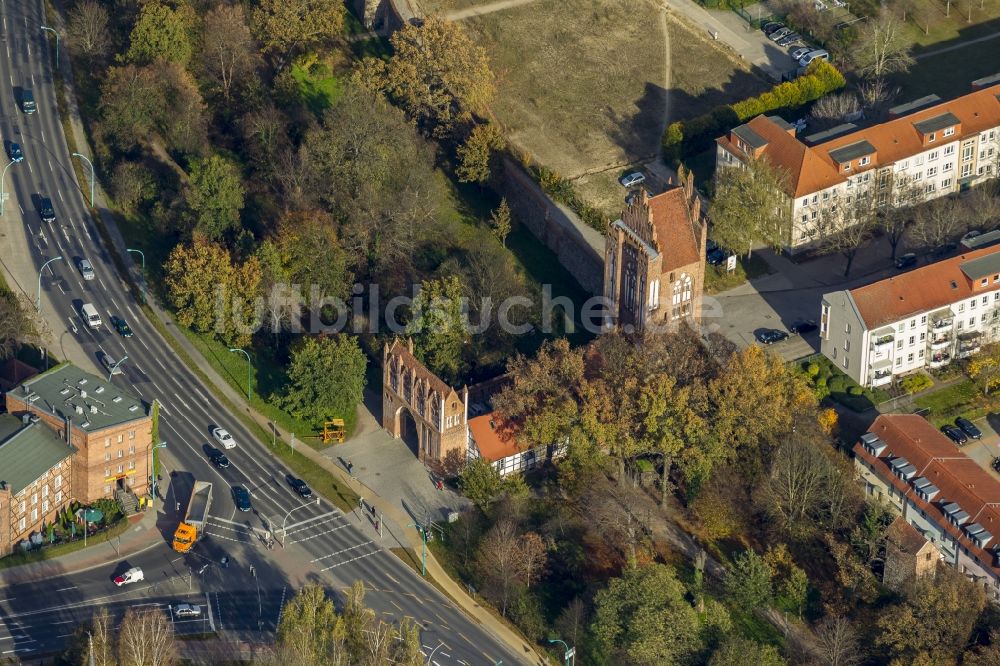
[963,414,1000,479]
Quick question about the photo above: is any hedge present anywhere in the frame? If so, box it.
[662,60,846,164]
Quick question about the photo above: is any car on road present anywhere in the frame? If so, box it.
[39,196,55,223]
[21,89,35,114]
[286,474,313,499]
[7,142,23,162]
[213,427,236,449]
[955,417,983,440]
[81,302,102,329]
[790,46,813,61]
[790,320,818,334]
[895,253,917,269]
[113,567,144,586]
[101,352,124,376]
[231,485,252,512]
[768,27,792,41]
[77,258,95,280]
[173,604,202,618]
[619,172,646,188]
[112,315,133,338]
[962,230,982,242]
[208,448,230,469]
[941,424,968,445]
[755,328,789,345]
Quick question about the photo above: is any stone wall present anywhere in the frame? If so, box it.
[498,158,605,295]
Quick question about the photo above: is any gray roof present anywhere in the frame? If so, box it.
[888,95,941,118]
[732,123,768,150]
[803,123,858,145]
[959,253,1000,281]
[0,415,76,495]
[971,73,1000,88]
[828,140,876,164]
[913,112,960,135]
[12,363,149,433]
[961,229,1000,250]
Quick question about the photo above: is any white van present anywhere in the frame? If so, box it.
[81,303,102,329]
[799,50,830,67]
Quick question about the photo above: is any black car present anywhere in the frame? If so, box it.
[111,316,133,338]
[895,253,917,269]
[707,247,728,265]
[39,196,55,223]
[992,456,1000,473]
[208,448,230,469]
[790,320,818,335]
[286,474,313,499]
[955,417,983,440]
[932,242,958,258]
[777,33,801,47]
[7,142,23,163]
[762,21,784,35]
[941,424,968,446]
[755,328,789,345]
[231,485,252,512]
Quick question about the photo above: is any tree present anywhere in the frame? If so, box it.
[810,92,861,127]
[88,607,115,666]
[964,630,1000,666]
[66,0,110,62]
[851,11,914,82]
[911,196,964,250]
[405,275,470,384]
[459,457,526,512]
[475,519,547,616]
[456,122,506,184]
[880,174,921,260]
[711,157,791,257]
[279,335,367,423]
[154,61,209,154]
[710,637,786,666]
[99,64,164,150]
[591,564,703,665]
[489,199,513,247]
[725,548,774,610]
[164,235,235,333]
[0,289,42,361]
[810,616,865,666]
[966,343,1000,394]
[813,191,879,276]
[200,4,256,100]
[640,375,708,505]
[117,607,176,666]
[876,565,986,664]
[275,583,347,665]
[273,209,351,302]
[253,0,343,67]
[126,1,195,66]
[185,154,245,240]
[111,161,154,214]
[355,17,495,133]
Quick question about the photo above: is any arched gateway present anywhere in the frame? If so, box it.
[382,339,468,467]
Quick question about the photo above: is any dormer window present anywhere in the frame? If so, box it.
[928,132,936,142]
[859,156,870,166]
[943,127,955,137]
[843,163,851,172]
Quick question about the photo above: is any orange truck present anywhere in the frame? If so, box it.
[172,481,212,553]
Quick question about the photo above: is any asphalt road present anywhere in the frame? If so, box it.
[0,0,525,663]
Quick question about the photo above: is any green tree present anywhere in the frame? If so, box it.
[489,199,513,247]
[185,154,245,240]
[274,583,346,665]
[456,122,506,184]
[126,2,195,66]
[253,0,343,66]
[279,335,367,424]
[99,64,164,150]
[710,157,790,257]
[725,549,774,611]
[458,458,504,512]
[164,235,235,333]
[273,209,351,301]
[710,637,786,666]
[966,343,1000,395]
[405,275,469,384]
[591,564,703,665]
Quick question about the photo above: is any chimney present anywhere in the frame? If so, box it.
[21,413,30,425]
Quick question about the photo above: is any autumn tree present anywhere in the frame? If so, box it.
[111,161,154,214]
[710,637,786,666]
[475,519,547,616]
[126,1,195,66]
[489,199,513,247]
[710,157,791,257]
[253,0,343,67]
[273,209,351,302]
[355,16,495,133]
[117,607,177,666]
[851,11,914,82]
[279,335,367,423]
[66,0,110,62]
[405,275,470,384]
[967,343,1000,394]
[200,4,256,100]
[185,154,245,240]
[456,122,506,184]
[459,458,528,512]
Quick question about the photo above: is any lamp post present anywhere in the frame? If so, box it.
[72,153,95,207]
[228,348,252,401]
[126,248,145,270]
[149,441,166,501]
[547,639,575,666]
[36,255,63,312]
[0,158,21,216]
[40,25,58,66]
[274,497,320,546]
[108,354,128,382]
[408,522,428,577]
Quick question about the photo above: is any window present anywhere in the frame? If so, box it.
[105,452,111,462]
[913,171,923,181]
[928,133,936,143]
[846,323,851,334]
[896,358,903,367]
[42,486,48,498]
[802,197,809,206]
[927,183,936,194]
[117,434,123,443]
[859,156,871,166]
[31,493,37,505]
[129,445,135,454]
[55,491,62,504]
[927,166,938,177]
[972,298,978,308]
[128,461,135,470]
[54,475,61,489]
[104,437,110,448]
[907,353,914,363]
[128,430,135,440]
[31,508,37,521]
[42,499,48,513]
[959,303,966,313]
[896,340,904,350]
[843,357,849,369]
[943,162,953,172]
[844,339,850,351]
[19,500,25,513]
[919,349,925,358]
[921,315,927,324]
[909,336,915,345]
[117,450,123,459]
[962,163,973,178]
[104,468,110,478]
[914,155,924,166]
[943,127,955,137]
[963,144,974,160]
[116,465,123,474]
[984,296,990,305]
[18,517,25,531]
[919,332,925,342]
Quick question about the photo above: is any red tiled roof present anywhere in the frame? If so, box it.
[718,83,1000,197]
[619,186,702,272]
[853,415,1000,578]
[886,515,933,556]
[849,246,1000,329]
[468,413,521,462]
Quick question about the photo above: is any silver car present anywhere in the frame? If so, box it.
[173,604,201,618]
[78,258,95,280]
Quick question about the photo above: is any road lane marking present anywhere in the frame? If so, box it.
[319,548,384,572]
[310,541,373,563]
[55,586,77,592]
[285,523,352,544]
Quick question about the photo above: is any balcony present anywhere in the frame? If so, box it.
[928,352,952,368]
[930,308,955,330]
[871,333,894,349]
[929,333,952,350]
[871,371,893,387]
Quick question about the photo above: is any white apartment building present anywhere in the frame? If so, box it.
[716,77,1000,252]
[853,415,1000,601]
[821,246,1000,387]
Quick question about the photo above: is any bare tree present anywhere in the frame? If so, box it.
[811,93,862,127]
[117,607,176,666]
[964,183,1000,233]
[812,192,879,276]
[66,0,111,61]
[0,290,43,360]
[200,5,257,100]
[811,615,865,666]
[475,519,547,616]
[911,196,965,250]
[858,77,900,118]
[88,607,115,666]
[880,174,922,259]
[852,11,915,81]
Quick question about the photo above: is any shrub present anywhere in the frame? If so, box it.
[814,376,827,387]
[828,376,846,394]
[806,363,820,377]
[900,374,933,394]
[848,385,863,396]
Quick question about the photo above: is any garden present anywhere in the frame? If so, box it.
[0,499,129,569]
[799,355,891,412]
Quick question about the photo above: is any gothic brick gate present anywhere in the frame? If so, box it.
[382,339,468,469]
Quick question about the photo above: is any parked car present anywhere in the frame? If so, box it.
[707,247,728,265]
[113,567,144,586]
[7,142,23,162]
[286,474,313,499]
[231,485,252,512]
[213,427,236,449]
[39,196,55,223]
[174,604,202,618]
[77,258,95,280]
[941,424,968,445]
[762,21,784,35]
[962,230,982,242]
[895,252,917,269]
[778,33,802,47]
[619,172,646,188]
[755,328,789,345]
[790,320,818,334]
[799,50,830,67]
[768,27,792,41]
[208,448,230,469]
[790,46,813,61]
[112,316,133,338]
[955,417,983,440]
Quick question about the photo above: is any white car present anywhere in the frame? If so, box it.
[78,258,95,280]
[173,604,202,618]
[619,172,646,188]
[213,427,236,449]
[113,567,144,586]
[799,50,830,67]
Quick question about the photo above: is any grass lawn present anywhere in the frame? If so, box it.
[897,38,1000,100]
[913,377,994,426]
[903,4,1000,49]
[290,61,344,116]
[704,254,773,294]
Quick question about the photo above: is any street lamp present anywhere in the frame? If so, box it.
[275,497,320,546]
[72,153,95,207]
[108,354,128,382]
[0,157,22,216]
[228,348,252,401]
[126,248,145,270]
[408,522,428,577]
[36,255,63,312]
[149,441,167,501]
[40,25,58,66]
[547,639,575,666]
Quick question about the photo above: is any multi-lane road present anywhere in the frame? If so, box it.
[0,0,526,662]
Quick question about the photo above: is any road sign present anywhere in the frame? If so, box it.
[565,648,576,659]
[726,254,737,272]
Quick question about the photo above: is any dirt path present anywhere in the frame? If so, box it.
[444,0,541,21]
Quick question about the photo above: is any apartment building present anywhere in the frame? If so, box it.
[716,77,1000,252]
[0,414,76,556]
[5,363,153,504]
[820,246,1000,387]
[853,415,1000,600]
